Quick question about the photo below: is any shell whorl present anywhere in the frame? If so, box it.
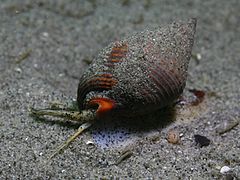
[77,18,196,115]
[77,43,128,110]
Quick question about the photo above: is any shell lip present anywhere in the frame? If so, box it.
[87,97,116,117]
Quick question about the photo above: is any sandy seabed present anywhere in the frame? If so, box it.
[0,0,239,179]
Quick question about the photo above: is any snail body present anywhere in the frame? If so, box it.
[78,18,196,117]
[30,19,197,158]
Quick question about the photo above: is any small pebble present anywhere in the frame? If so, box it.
[220,166,231,174]
[61,169,66,173]
[194,134,210,147]
[196,53,202,60]
[86,140,94,145]
[14,67,22,73]
[167,130,180,144]
[42,32,49,37]
[216,117,239,135]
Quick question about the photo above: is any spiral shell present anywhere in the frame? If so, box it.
[77,19,197,117]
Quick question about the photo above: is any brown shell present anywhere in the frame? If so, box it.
[77,19,197,116]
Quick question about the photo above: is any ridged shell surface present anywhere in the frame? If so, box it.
[77,19,196,116]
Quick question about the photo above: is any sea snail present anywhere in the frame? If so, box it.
[30,18,197,158]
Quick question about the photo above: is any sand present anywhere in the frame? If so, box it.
[0,0,239,179]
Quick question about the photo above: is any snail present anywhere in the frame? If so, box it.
[30,18,197,158]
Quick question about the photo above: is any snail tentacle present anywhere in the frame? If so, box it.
[29,107,96,123]
[48,122,92,159]
[29,107,95,159]
[48,100,79,111]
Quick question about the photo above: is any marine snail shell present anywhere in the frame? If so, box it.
[30,19,197,159]
[78,18,197,117]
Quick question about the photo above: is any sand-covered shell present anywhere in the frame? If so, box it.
[77,19,196,117]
